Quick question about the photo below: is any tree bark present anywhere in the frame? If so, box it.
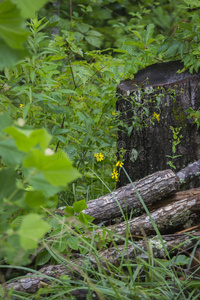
[56,161,200,224]
[116,60,200,188]
[73,169,179,223]
[5,231,200,294]
[95,188,200,242]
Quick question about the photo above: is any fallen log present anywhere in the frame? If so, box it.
[96,188,200,242]
[5,231,200,294]
[56,160,200,224]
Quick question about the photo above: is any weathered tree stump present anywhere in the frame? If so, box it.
[116,60,200,188]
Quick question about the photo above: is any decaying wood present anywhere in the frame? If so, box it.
[116,60,200,188]
[96,188,200,242]
[5,231,200,294]
[80,169,179,223]
[177,160,200,185]
[57,161,200,224]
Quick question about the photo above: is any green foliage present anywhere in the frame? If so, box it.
[0,114,80,265]
[186,107,200,129]
[1,17,121,202]
[166,126,183,169]
[1,1,200,299]
[0,0,49,69]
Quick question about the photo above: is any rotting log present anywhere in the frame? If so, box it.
[116,60,200,188]
[5,232,200,294]
[57,169,179,223]
[56,160,200,224]
[95,188,200,243]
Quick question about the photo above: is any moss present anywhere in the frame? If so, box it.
[172,104,187,125]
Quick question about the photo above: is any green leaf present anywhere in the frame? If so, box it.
[11,0,49,18]
[73,199,87,213]
[0,38,28,70]
[66,235,79,250]
[0,113,12,130]
[78,212,88,225]
[87,30,102,37]
[0,0,29,49]
[131,30,142,40]
[0,168,17,201]
[26,172,63,197]
[18,213,51,250]
[5,127,52,152]
[23,149,80,187]
[165,41,181,58]
[24,191,47,208]
[0,138,26,166]
[144,24,155,46]
[35,249,51,266]
[124,40,144,49]
[64,206,74,216]
[85,36,101,48]
[76,22,90,33]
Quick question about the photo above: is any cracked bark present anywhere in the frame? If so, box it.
[116,60,200,188]
[56,160,200,224]
[95,188,200,242]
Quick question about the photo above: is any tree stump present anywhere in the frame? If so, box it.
[116,60,200,188]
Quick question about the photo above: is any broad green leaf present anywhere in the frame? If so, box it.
[76,22,90,33]
[11,0,49,18]
[35,249,51,266]
[0,37,28,69]
[78,212,88,225]
[0,138,25,166]
[86,36,101,48]
[0,168,16,201]
[23,149,80,186]
[26,172,63,197]
[64,206,74,216]
[87,30,102,37]
[5,127,52,152]
[66,235,79,250]
[3,234,33,265]
[18,213,51,250]
[24,191,47,208]
[0,113,12,130]
[0,0,29,49]
[73,199,87,213]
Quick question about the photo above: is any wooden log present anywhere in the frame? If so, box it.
[5,231,200,294]
[79,169,179,223]
[116,60,200,188]
[96,188,200,242]
[56,161,200,224]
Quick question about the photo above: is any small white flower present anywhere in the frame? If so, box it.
[17,118,25,127]
[45,148,54,156]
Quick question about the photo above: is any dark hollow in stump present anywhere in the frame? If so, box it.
[116,60,200,188]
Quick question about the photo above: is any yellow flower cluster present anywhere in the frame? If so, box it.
[112,167,119,181]
[153,112,160,122]
[94,152,104,162]
[20,104,24,108]
[111,161,124,182]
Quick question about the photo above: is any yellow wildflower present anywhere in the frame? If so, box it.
[94,152,104,162]
[153,112,160,122]
[116,161,124,168]
[112,111,116,116]
[111,167,119,181]
[20,104,24,108]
